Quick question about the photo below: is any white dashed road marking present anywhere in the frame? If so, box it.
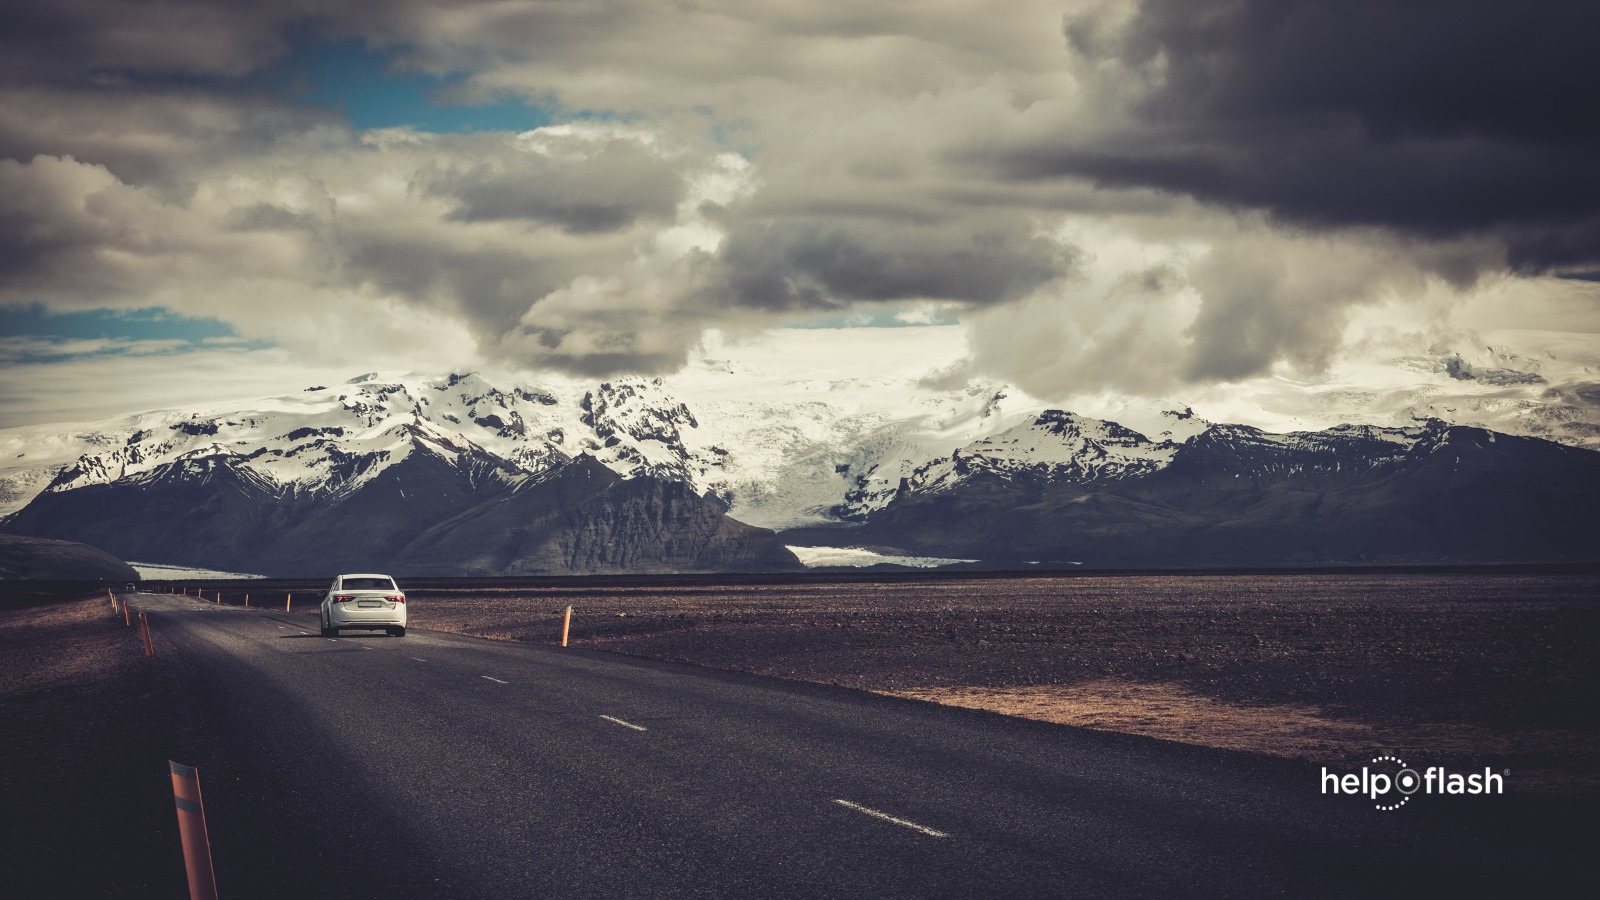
[482,676,508,684]
[410,657,427,662]
[832,800,949,838]
[599,715,647,732]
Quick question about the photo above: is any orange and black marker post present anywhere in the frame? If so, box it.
[139,611,155,656]
[169,761,220,900]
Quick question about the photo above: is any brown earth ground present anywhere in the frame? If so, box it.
[0,575,1592,898]
[403,572,1599,794]
[0,591,187,896]
[19,571,1594,802]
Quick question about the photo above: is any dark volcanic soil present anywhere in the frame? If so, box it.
[120,570,1600,792]
[0,593,187,896]
[1,571,1595,899]
[404,571,1600,792]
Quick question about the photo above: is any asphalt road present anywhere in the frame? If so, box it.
[133,592,1573,899]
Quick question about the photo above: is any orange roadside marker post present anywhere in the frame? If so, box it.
[124,601,131,627]
[561,605,573,648]
[168,761,220,900]
[138,611,155,656]
[244,594,249,607]
[285,593,292,613]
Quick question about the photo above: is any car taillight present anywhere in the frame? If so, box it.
[333,594,353,603]
[388,594,405,604]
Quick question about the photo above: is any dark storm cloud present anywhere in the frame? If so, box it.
[698,216,1071,312]
[0,1,302,82]
[0,0,337,192]
[5,0,1593,401]
[0,0,1092,379]
[0,155,149,301]
[343,231,590,335]
[422,139,686,234]
[0,87,341,191]
[1012,0,1600,270]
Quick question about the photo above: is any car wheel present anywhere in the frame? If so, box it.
[320,617,335,637]
[389,626,406,637]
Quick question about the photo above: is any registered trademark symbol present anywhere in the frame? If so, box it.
[1503,769,1510,776]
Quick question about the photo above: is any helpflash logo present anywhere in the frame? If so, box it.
[1321,755,1506,810]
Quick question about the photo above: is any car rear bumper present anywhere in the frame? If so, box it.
[328,610,406,627]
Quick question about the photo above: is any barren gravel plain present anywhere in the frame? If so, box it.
[2,570,1595,897]
[115,569,1600,794]
[394,570,1599,793]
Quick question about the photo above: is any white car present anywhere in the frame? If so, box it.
[320,573,407,637]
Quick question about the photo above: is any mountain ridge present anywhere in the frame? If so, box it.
[823,419,1600,567]
[4,370,1599,571]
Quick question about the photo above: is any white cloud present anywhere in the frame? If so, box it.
[0,346,355,429]
[0,0,1596,429]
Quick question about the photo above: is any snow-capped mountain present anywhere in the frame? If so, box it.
[836,408,1206,519]
[4,325,1600,572]
[1,418,800,577]
[0,367,1041,529]
[24,373,684,502]
[0,363,1045,574]
[816,416,1600,567]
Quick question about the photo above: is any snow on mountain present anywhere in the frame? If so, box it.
[0,354,1041,528]
[834,405,1232,518]
[689,381,1041,527]
[833,409,1469,520]
[836,409,1180,518]
[2,324,1596,530]
[1147,407,1211,443]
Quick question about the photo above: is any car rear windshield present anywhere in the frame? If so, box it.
[342,577,396,591]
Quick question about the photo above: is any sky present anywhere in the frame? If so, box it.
[1,0,1597,429]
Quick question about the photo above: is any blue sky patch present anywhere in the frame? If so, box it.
[0,305,266,362]
[274,39,552,134]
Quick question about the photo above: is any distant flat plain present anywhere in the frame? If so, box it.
[151,569,1600,793]
[406,570,1600,793]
